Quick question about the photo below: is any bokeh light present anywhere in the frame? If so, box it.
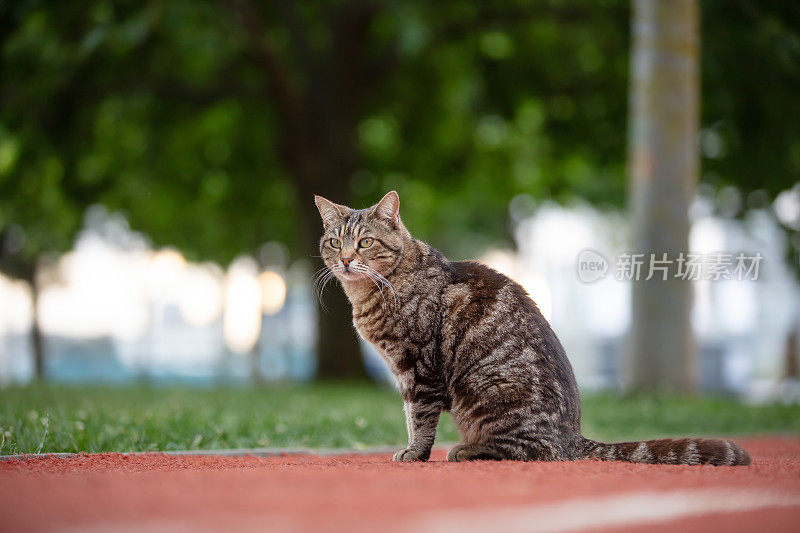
[259,270,286,316]
[223,257,262,354]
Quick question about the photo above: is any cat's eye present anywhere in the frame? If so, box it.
[329,238,341,249]
[359,237,374,248]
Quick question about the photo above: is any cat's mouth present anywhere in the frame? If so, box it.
[337,270,366,282]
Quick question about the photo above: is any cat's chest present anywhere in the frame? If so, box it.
[352,308,407,368]
[353,308,393,348]
[354,287,442,340]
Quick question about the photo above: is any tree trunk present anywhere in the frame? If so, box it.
[228,0,377,380]
[26,265,46,381]
[783,318,799,381]
[625,0,699,392]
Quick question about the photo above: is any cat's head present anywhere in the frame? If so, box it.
[314,191,408,283]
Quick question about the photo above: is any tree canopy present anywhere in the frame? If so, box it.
[1,0,798,378]
[3,1,798,262]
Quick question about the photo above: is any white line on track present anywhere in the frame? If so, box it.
[409,488,800,533]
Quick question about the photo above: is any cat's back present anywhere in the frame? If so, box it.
[441,259,569,367]
[441,259,581,437]
[442,260,538,323]
[440,260,539,357]
[447,261,510,297]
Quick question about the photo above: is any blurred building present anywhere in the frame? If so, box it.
[502,197,799,399]
[1,200,799,401]
[0,210,316,385]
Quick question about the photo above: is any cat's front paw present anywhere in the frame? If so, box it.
[392,447,429,462]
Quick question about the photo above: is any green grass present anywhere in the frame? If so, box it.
[1,383,799,455]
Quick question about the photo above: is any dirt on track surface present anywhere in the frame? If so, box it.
[1,437,799,533]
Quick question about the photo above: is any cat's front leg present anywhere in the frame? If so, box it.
[393,398,443,462]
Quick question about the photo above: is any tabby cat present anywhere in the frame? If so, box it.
[314,191,751,466]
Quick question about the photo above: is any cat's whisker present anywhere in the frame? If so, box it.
[351,263,392,306]
[312,268,329,295]
[362,265,398,307]
[313,265,343,313]
[312,266,331,288]
[318,272,339,312]
[313,277,330,312]
[355,265,388,308]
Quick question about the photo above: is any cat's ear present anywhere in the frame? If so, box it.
[314,195,346,227]
[370,191,400,223]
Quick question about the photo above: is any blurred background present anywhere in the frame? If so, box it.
[1,0,799,412]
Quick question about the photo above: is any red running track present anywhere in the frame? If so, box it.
[1,437,798,533]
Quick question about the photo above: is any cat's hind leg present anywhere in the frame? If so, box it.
[447,435,565,462]
[446,443,507,462]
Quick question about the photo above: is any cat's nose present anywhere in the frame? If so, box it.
[341,257,353,268]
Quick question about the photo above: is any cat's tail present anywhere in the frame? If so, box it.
[580,437,751,466]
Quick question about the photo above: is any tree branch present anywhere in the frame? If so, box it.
[432,3,627,44]
[275,0,316,79]
[223,0,304,128]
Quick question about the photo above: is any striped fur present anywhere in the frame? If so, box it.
[315,192,752,467]
[584,437,751,466]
